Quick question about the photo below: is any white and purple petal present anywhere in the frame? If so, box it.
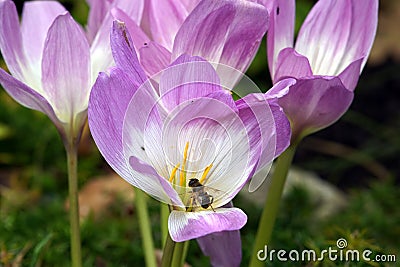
[111,8,151,53]
[158,55,222,111]
[274,48,313,82]
[168,208,247,242]
[143,0,188,51]
[295,0,352,75]
[139,41,171,77]
[0,0,27,81]
[122,77,164,176]
[21,1,66,70]
[86,0,111,42]
[128,156,184,206]
[196,202,242,267]
[338,58,363,92]
[266,0,295,80]
[173,0,268,87]
[216,0,269,86]
[235,79,293,191]
[41,13,90,123]
[330,0,378,74]
[110,20,147,85]
[172,0,235,64]
[237,79,293,165]
[0,68,60,130]
[88,68,135,181]
[152,95,251,206]
[267,76,354,140]
[90,11,117,82]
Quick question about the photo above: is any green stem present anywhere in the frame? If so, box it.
[134,188,157,267]
[171,241,185,267]
[160,203,170,248]
[180,240,190,267]
[249,145,297,267]
[161,233,176,267]
[66,144,82,267]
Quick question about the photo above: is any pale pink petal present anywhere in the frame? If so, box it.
[143,0,187,50]
[268,76,354,140]
[21,1,66,66]
[295,0,352,75]
[168,208,247,242]
[139,41,171,77]
[266,0,295,79]
[90,12,115,82]
[0,68,60,130]
[336,0,378,73]
[128,156,184,206]
[158,55,221,111]
[111,7,150,53]
[110,20,147,84]
[88,68,141,187]
[41,13,90,123]
[338,58,363,92]
[86,0,111,42]
[217,1,269,83]
[274,47,313,82]
[0,0,27,81]
[148,95,251,206]
[173,0,268,87]
[172,0,235,64]
[112,0,144,25]
[196,202,242,267]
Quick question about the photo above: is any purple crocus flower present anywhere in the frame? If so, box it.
[88,20,290,252]
[265,0,378,141]
[110,0,269,88]
[0,0,141,141]
[85,0,144,42]
[0,0,111,142]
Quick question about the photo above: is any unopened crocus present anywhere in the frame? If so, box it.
[0,0,123,143]
[110,0,269,88]
[249,2,379,265]
[266,0,378,142]
[88,22,291,265]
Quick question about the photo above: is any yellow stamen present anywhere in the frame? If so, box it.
[169,163,180,183]
[200,164,213,184]
[179,142,189,186]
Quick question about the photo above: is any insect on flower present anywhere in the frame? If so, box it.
[187,178,216,211]
[167,142,224,212]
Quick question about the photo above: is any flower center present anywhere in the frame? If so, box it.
[168,142,214,211]
[168,142,213,187]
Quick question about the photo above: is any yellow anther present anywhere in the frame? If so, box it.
[169,163,180,183]
[200,164,213,184]
[179,142,189,186]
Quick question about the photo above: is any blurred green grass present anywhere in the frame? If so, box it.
[1,168,399,266]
